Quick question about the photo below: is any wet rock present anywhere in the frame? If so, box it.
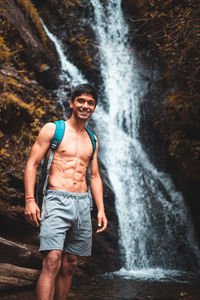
[36,0,102,86]
[89,163,122,273]
[0,0,60,89]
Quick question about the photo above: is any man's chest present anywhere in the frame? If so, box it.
[55,132,93,161]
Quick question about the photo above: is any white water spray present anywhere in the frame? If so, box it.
[43,22,86,86]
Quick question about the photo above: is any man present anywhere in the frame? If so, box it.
[24,84,108,300]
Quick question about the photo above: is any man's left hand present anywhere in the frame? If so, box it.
[96,211,108,233]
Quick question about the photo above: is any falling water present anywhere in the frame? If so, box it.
[43,0,200,278]
[90,0,200,276]
[42,22,86,113]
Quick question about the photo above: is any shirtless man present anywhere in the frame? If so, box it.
[24,84,108,300]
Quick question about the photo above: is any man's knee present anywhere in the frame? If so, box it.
[42,251,62,277]
[61,254,78,277]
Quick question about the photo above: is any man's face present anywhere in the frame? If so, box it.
[70,93,96,120]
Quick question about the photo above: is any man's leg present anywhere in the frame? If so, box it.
[36,250,62,300]
[54,253,79,300]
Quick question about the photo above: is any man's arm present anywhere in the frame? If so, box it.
[24,122,56,227]
[90,138,108,233]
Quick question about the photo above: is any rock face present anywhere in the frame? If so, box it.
[0,0,60,89]
[37,0,102,85]
[90,164,122,274]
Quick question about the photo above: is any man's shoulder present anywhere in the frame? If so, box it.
[38,122,56,142]
[42,122,56,134]
[44,122,56,130]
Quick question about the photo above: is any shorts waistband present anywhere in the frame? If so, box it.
[46,189,88,199]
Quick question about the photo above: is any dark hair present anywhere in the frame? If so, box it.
[71,84,98,105]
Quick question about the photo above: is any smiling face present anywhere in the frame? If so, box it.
[70,93,96,120]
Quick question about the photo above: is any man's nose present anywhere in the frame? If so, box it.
[82,102,89,109]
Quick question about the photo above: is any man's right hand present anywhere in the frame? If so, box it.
[24,201,41,227]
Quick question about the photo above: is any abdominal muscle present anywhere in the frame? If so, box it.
[48,154,89,193]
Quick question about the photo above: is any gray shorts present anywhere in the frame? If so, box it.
[39,190,92,256]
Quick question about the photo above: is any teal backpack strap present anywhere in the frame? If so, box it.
[41,120,65,217]
[85,128,97,160]
[51,120,65,150]
[85,128,97,211]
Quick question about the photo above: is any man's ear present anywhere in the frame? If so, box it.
[70,100,73,109]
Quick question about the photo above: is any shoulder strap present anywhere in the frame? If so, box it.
[42,120,65,198]
[85,128,97,160]
[51,120,65,150]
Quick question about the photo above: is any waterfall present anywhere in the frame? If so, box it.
[43,0,200,277]
[91,0,200,274]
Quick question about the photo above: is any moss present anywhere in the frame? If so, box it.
[152,91,200,176]
[0,57,59,191]
[124,0,200,177]
[16,0,48,46]
[166,93,200,131]
[0,35,12,63]
[70,34,93,69]
[0,92,35,126]
[124,0,200,93]
[41,0,83,20]
[0,12,60,193]
[47,0,81,8]
[0,18,26,73]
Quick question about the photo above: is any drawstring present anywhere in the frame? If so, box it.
[43,192,83,226]
[43,195,49,218]
[75,195,80,230]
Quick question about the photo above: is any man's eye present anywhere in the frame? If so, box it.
[77,98,84,103]
[88,101,95,106]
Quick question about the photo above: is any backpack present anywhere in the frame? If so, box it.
[35,120,96,210]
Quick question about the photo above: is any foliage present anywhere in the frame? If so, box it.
[70,34,93,69]
[0,36,12,63]
[16,0,48,46]
[46,0,81,9]
[129,0,200,94]
[123,0,200,177]
[42,0,81,17]
[0,0,61,195]
[38,0,96,76]
[0,66,55,193]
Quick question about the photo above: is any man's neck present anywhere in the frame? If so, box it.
[67,114,87,132]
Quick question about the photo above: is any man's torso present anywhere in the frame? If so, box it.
[48,126,93,193]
